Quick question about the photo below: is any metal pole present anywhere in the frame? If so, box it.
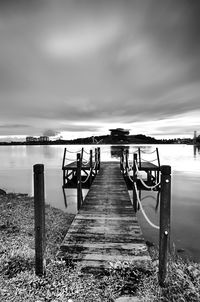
[159,165,171,286]
[34,164,46,276]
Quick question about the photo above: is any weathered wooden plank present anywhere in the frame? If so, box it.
[59,162,152,270]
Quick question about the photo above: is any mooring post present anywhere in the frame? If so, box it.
[125,149,129,179]
[156,147,161,184]
[97,147,101,171]
[89,149,93,186]
[133,153,138,212]
[95,148,98,175]
[62,148,67,187]
[120,150,124,172]
[138,147,141,169]
[159,165,171,286]
[77,153,82,210]
[33,164,46,276]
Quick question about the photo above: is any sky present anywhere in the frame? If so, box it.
[0,0,200,141]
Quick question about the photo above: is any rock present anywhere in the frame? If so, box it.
[0,189,6,195]
[145,241,154,247]
[115,296,143,302]
[177,248,185,253]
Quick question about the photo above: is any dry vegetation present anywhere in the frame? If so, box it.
[0,193,200,301]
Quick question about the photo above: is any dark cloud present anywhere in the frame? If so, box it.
[43,129,60,137]
[0,0,45,14]
[0,124,30,129]
[0,0,200,138]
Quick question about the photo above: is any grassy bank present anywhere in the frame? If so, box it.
[0,193,200,301]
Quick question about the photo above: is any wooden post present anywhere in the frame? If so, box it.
[159,165,171,286]
[77,153,82,210]
[34,164,45,276]
[62,148,67,187]
[120,150,124,172]
[156,147,161,184]
[133,153,138,212]
[138,147,141,169]
[97,147,100,170]
[125,149,129,179]
[89,149,93,186]
[95,148,98,175]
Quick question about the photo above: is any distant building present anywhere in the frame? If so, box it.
[26,136,38,142]
[39,136,49,142]
[109,128,130,141]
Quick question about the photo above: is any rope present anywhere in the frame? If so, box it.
[65,157,76,162]
[81,168,93,183]
[135,160,160,190]
[83,149,90,154]
[134,182,159,230]
[66,148,82,154]
[141,158,158,163]
[127,170,134,183]
[82,160,90,166]
[139,149,157,154]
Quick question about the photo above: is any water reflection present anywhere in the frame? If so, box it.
[193,145,200,157]
[42,145,56,159]
[110,145,129,159]
[140,192,160,212]
[62,186,89,214]
[62,187,68,208]
[0,144,200,261]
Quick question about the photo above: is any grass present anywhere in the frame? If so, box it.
[0,193,200,301]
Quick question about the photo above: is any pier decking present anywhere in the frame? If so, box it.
[60,162,152,271]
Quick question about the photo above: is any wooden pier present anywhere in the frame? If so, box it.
[62,147,100,188]
[59,162,152,271]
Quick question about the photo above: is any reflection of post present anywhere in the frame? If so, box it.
[34,164,46,276]
[159,165,171,286]
[194,145,197,157]
[62,187,67,208]
[133,153,137,212]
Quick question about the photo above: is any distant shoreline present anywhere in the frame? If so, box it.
[0,133,194,146]
[0,141,193,146]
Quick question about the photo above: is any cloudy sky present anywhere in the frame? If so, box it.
[0,0,200,140]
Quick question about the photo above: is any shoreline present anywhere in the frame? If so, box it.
[1,192,200,301]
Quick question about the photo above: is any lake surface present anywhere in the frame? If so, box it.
[0,144,200,262]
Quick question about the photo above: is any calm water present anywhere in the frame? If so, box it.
[0,144,200,261]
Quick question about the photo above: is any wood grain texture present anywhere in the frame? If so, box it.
[59,162,152,271]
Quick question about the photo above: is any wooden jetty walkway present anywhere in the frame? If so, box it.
[59,161,152,271]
